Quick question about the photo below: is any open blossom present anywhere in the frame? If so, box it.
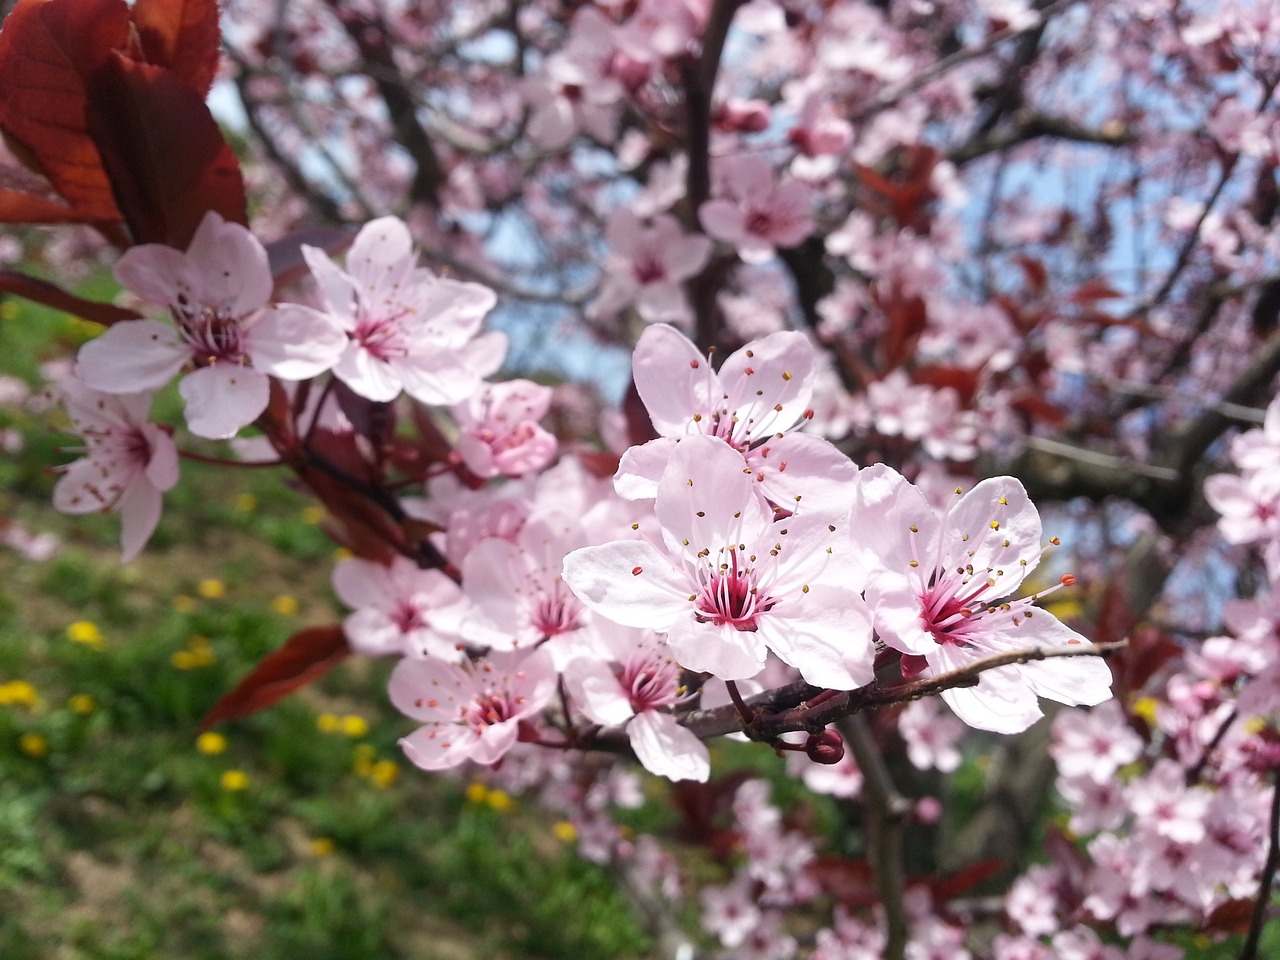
[76,211,346,439]
[698,155,815,263]
[388,647,556,770]
[587,210,712,326]
[332,555,468,661]
[451,379,557,479]
[301,216,507,405]
[53,380,179,562]
[616,324,856,508]
[564,435,874,688]
[566,623,709,781]
[852,464,1113,733]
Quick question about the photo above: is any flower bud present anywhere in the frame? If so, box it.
[805,729,844,765]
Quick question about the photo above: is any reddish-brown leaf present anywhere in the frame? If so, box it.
[0,269,139,326]
[1201,897,1256,934]
[1069,278,1124,304]
[913,364,980,403]
[131,0,221,96]
[85,53,246,248]
[805,857,878,909]
[199,625,350,730]
[0,0,129,222]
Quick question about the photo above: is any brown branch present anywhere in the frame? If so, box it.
[840,714,911,960]
[950,111,1138,165]
[1240,767,1280,960]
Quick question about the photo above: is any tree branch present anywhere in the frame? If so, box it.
[1240,767,1280,960]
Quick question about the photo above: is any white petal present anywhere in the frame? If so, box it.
[248,305,347,380]
[179,365,270,439]
[333,341,403,402]
[561,540,687,629]
[628,711,709,782]
[75,320,190,393]
[116,472,163,562]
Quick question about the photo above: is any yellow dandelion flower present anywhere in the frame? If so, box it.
[172,595,198,614]
[0,680,40,709]
[369,760,399,790]
[1243,716,1267,735]
[333,547,353,562]
[270,595,299,616]
[18,732,48,757]
[197,579,226,600]
[486,789,514,813]
[170,650,196,670]
[220,770,249,791]
[316,712,341,734]
[1131,697,1159,726]
[66,621,105,649]
[340,714,369,738]
[551,821,577,843]
[232,492,258,513]
[196,732,228,755]
[67,694,96,715]
[300,505,326,525]
[309,837,336,858]
[465,782,489,804]
[0,301,18,321]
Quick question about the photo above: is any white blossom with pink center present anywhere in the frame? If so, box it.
[451,378,557,479]
[616,324,857,509]
[301,215,506,405]
[699,154,816,264]
[332,555,469,661]
[852,464,1113,733]
[76,211,347,439]
[587,210,712,326]
[566,623,709,781]
[388,647,556,770]
[53,380,179,562]
[563,435,874,687]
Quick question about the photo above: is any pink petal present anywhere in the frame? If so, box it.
[117,472,163,562]
[561,540,688,629]
[248,304,347,380]
[632,323,717,435]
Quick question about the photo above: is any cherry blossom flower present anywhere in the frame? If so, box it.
[852,464,1113,733]
[564,435,874,687]
[332,555,468,660]
[616,324,857,509]
[587,210,712,326]
[388,647,556,770]
[699,155,815,263]
[53,380,179,562]
[301,216,506,405]
[522,8,623,149]
[76,211,347,439]
[565,623,709,781]
[451,379,557,479]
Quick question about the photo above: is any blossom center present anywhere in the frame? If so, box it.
[462,692,514,732]
[619,649,682,713]
[177,310,249,367]
[694,551,775,631]
[353,308,411,361]
[532,580,583,637]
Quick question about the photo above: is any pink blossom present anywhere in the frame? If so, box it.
[53,380,179,562]
[1050,701,1143,781]
[332,555,468,660]
[451,379,557,479]
[852,465,1113,733]
[699,155,815,263]
[522,8,623,149]
[76,211,346,439]
[301,216,506,405]
[388,647,556,770]
[564,435,874,687]
[617,324,857,508]
[587,210,712,326]
[897,697,964,772]
[566,623,709,781]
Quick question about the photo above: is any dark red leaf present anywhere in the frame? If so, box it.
[131,0,221,96]
[0,269,139,326]
[199,625,349,729]
[85,53,246,248]
[0,0,129,223]
[1069,278,1124,304]
[927,858,1005,902]
[913,364,980,403]
[805,857,878,908]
